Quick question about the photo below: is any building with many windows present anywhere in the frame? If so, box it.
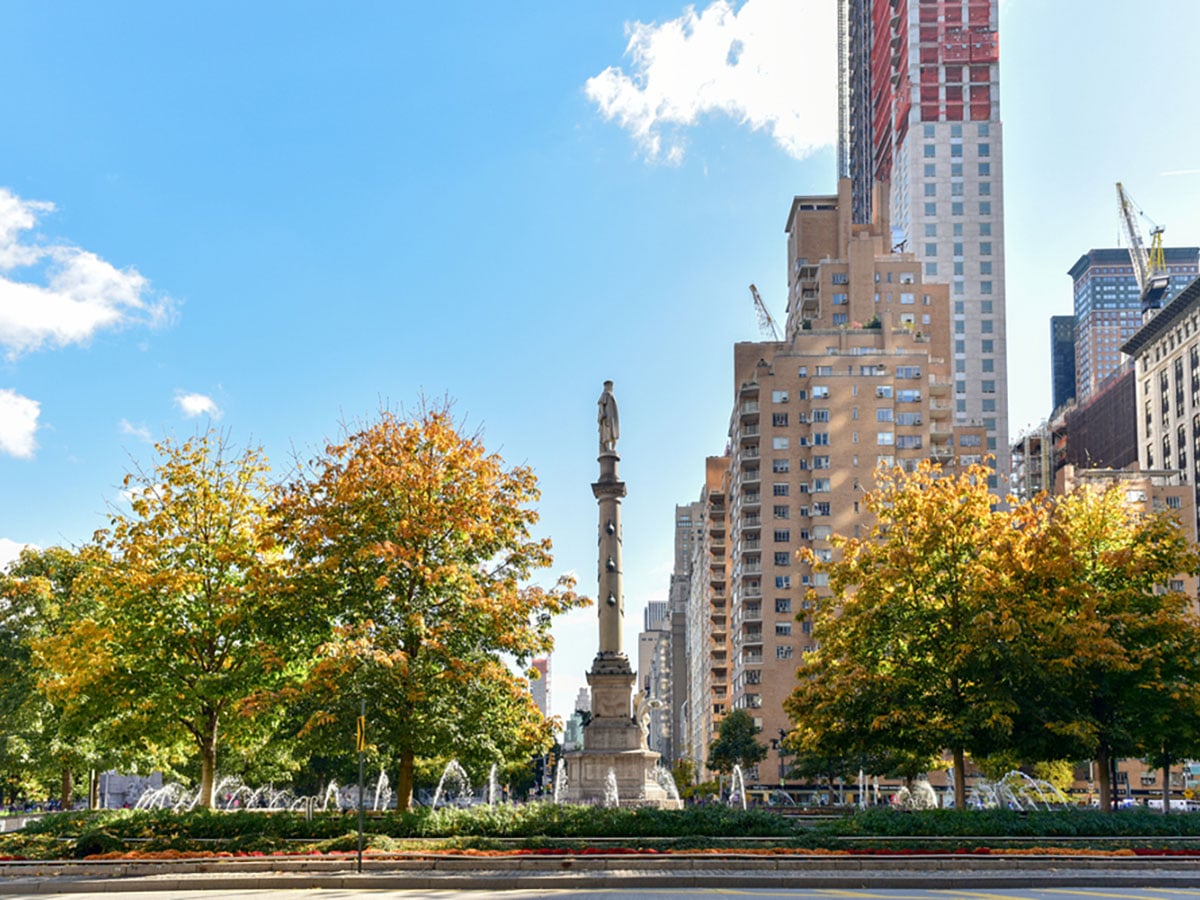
[718,178,983,783]
[1050,315,1076,412]
[839,0,1008,481]
[1122,274,1200,540]
[1069,248,1198,403]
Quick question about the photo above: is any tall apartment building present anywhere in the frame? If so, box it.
[1050,315,1076,412]
[682,458,730,773]
[839,0,1008,480]
[1069,248,1199,403]
[723,178,983,783]
[668,501,703,763]
[1122,275,1200,540]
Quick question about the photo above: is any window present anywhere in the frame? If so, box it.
[951,144,963,157]
[926,262,938,276]
[775,622,792,637]
[981,319,994,333]
[877,408,894,422]
[812,385,830,398]
[978,162,990,176]
[925,242,937,257]
[774,552,791,566]
[772,390,788,403]
[813,502,831,517]
[812,433,830,445]
[979,142,990,156]
[979,182,991,196]
[777,645,794,660]
[832,313,848,325]
[812,478,831,492]
[831,272,849,284]
[812,455,830,469]
[772,483,789,497]
[959,434,982,447]
[812,525,832,540]
[980,261,992,275]
[772,412,788,427]
[1168,495,1183,510]
[773,505,789,519]
[979,201,992,215]
[896,435,923,449]
[980,222,992,236]
[900,292,915,304]
[832,292,848,305]
[896,366,922,379]
[897,412,922,426]
[981,339,993,353]
[815,366,833,376]
[981,280,993,294]
[772,458,789,473]
[980,242,992,255]
[773,529,790,542]
[924,202,937,216]
[924,143,936,157]
[924,183,937,197]
[774,598,792,613]
[924,223,937,237]
[876,385,893,399]
[952,202,964,216]
[773,437,789,449]
[982,378,995,392]
[812,408,830,422]
[877,432,895,445]
[775,575,791,589]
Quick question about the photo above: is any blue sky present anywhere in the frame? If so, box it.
[1,1,1199,725]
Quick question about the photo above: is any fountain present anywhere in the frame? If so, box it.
[728,765,747,810]
[553,759,569,804]
[967,770,1071,811]
[892,778,939,810]
[653,764,681,804]
[430,760,471,810]
[486,764,500,805]
[603,768,620,808]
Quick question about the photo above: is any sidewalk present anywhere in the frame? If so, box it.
[3,853,1200,893]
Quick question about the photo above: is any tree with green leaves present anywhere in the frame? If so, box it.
[706,709,767,776]
[274,406,586,811]
[35,433,303,809]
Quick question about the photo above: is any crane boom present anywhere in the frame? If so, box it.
[1116,182,1170,314]
[749,284,781,341]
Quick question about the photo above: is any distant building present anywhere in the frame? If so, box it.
[1050,315,1076,412]
[1069,247,1199,403]
[636,601,671,756]
[530,657,549,718]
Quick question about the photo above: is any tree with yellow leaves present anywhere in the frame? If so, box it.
[785,461,1017,810]
[274,407,586,811]
[34,433,300,809]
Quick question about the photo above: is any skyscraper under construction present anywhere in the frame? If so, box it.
[839,0,1007,479]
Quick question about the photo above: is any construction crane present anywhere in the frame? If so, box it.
[1116,182,1170,315]
[749,284,782,340]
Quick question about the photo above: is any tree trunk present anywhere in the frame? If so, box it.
[198,714,219,809]
[88,769,99,810]
[396,750,416,812]
[1162,759,1171,815]
[1096,747,1112,813]
[60,767,73,810]
[952,746,966,810]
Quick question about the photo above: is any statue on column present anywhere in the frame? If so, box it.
[598,380,619,453]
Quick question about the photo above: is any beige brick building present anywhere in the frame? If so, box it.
[720,178,983,786]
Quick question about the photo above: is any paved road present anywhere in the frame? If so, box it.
[6,888,1200,899]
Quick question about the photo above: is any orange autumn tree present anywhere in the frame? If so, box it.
[275,407,586,810]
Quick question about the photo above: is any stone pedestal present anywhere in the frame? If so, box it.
[560,654,680,808]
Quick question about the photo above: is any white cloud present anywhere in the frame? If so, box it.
[0,537,34,570]
[585,0,837,163]
[0,388,39,458]
[0,187,173,359]
[175,391,221,419]
[119,418,153,442]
